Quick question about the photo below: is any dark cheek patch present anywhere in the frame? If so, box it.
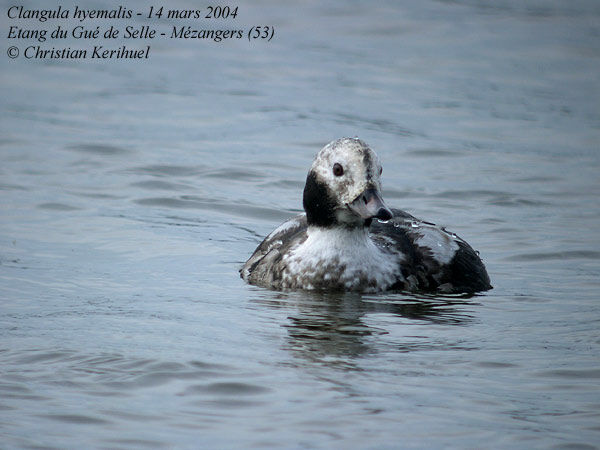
[303,171,338,227]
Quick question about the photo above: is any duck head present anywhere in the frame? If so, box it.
[303,138,393,228]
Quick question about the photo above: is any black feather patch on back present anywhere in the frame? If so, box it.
[303,171,337,227]
[369,208,491,293]
[441,240,492,292]
[369,213,435,290]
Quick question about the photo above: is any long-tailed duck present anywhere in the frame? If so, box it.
[241,138,491,294]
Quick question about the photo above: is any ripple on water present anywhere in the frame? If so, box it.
[259,179,305,190]
[66,143,133,156]
[2,349,239,390]
[134,197,293,222]
[404,148,466,157]
[223,89,261,97]
[332,112,419,137]
[534,368,600,380]
[181,382,271,395]
[36,413,112,425]
[506,251,600,262]
[1,347,276,429]
[130,180,193,191]
[36,202,82,211]
[0,383,49,401]
[126,164,205,177]
[429,189,552,207]
[128,167,268,197]
[433,189,513,199]
[14,350,76,364]
[475,361,520,369]
[202,168,265,182]
[103,438,167,448]
[180,381,271,411]
[0,183,29,191]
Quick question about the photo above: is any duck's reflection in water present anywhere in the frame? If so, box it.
[252,290,479,368]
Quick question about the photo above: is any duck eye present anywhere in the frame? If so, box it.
[333,163,344,177]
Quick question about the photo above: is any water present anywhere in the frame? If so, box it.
[1,0,599,448]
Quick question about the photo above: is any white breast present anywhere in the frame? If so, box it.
[281,226,403,292]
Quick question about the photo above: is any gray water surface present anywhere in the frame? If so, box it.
[1,0,600,448]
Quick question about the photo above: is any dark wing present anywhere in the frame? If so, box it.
[370,208,491,293]
[441,239,492,293]
[240,214,308,288]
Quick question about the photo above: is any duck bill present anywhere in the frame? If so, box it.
[348,188,393,221]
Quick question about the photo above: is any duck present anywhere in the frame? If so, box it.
[240,138,491,294]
